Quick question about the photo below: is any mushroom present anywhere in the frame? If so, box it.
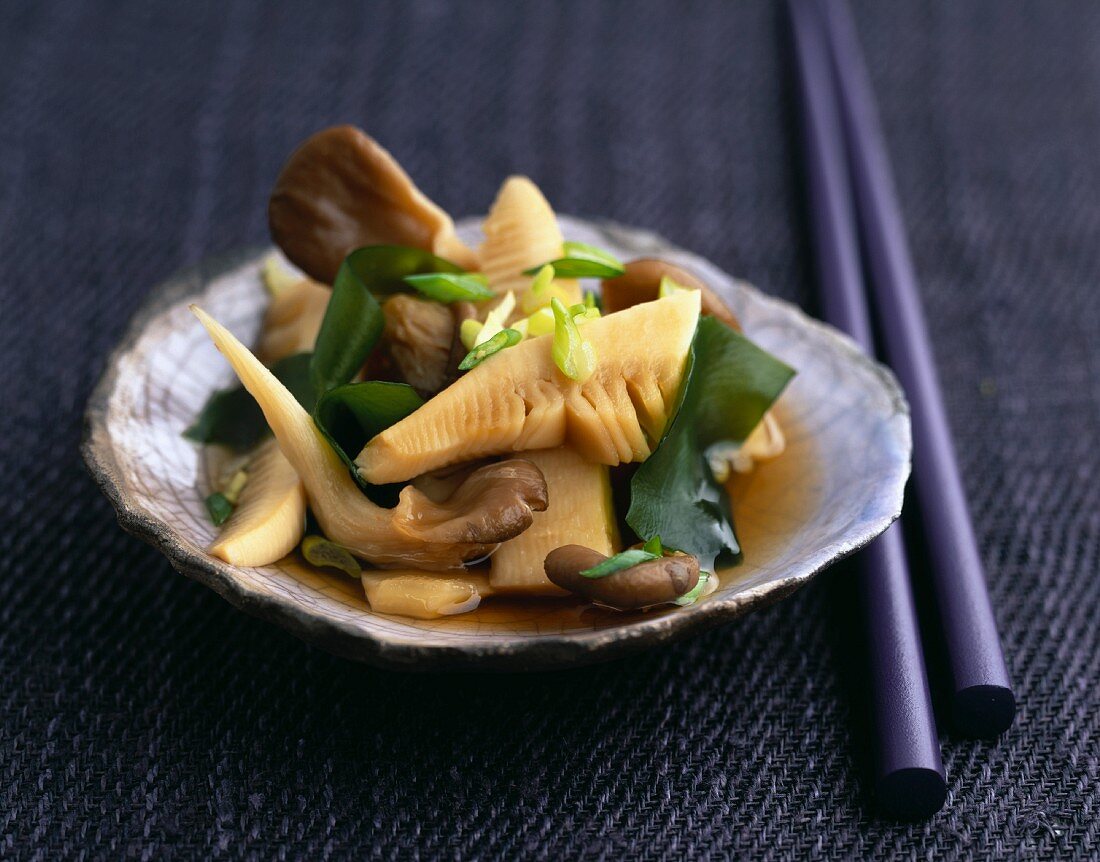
[601,258,742,330]
[378,294,455,396]
[191,306,548,570]
[544,545,700,611]
[445,300,480,382]
[269,125,477,284]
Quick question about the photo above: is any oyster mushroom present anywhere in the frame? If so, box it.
[378,294,455,397]
[544,545,700,611]
[191,306,548,569]
[269,125,476,284]
[601,258,742,330]
[445,300,480,382]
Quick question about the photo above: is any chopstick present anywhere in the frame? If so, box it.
[817,0,1015,738]
[787,0,946,819]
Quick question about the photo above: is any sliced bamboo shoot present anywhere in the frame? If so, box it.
[209,439,307,567]
[191,306,548,570]
[361,569,494,618]
[490,448,618,595]
[479,176,579,303]
[356,290,702,484]
[257,276,330,363]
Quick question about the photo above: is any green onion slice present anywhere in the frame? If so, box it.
[301,535,362,578]
[551,297,597,381]
[674,572,711,606]
[580,548,660,579]
[523,241,625,279]
[205,492,234,526]
[458,327,522,370]
[642,535,664,556]
[402,272,494,303]
[658,275,691,298]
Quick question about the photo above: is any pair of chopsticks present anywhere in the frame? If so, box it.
[787,0,1016,818]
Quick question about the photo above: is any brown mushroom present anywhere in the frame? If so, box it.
[410,458,489,503]
[544,545,700,611]
[601,258,742,330]
[192,305,548,570]
[269,125,476,284]
[445,300,480,381]
[377,294,455,396]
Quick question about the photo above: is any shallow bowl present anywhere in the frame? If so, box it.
[83,217,911,670]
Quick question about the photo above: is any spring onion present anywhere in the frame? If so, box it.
[205,492,234,526]
[551,297,597,382]
[658,275,691,298]
[301,535,362,578]
[580,548,660,579]
[524,241,625,279]
[674,572,711,606]
[459,328,522,370]
[402,272,494,303]
[475,291,516,346]
[642,535,664,556]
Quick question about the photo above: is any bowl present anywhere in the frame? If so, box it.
[82,216,911,670]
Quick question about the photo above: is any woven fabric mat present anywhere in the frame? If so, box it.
[2,1,1098,858]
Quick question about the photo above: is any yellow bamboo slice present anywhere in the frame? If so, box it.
[209,439,307,567]
[490,448,619,595]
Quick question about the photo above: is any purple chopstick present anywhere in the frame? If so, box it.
[818,0,1015,737]
[788,0,946,818]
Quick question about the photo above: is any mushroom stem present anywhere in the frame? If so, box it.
[191,306,547,569]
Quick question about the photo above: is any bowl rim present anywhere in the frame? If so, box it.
[82,222,911,671]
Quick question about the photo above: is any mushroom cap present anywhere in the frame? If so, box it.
[544,544,700,611]
[397,459,550,550]
[269,125,475,284]
[601,258,742,330]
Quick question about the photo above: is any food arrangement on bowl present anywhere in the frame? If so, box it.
[187,125,796,619]
[83,124,910,668]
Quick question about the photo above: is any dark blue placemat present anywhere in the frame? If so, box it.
[2,1,1097,858]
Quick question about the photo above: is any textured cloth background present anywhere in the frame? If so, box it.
[2,0,1098,858]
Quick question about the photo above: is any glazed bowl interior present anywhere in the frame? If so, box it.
[83,216,911,670]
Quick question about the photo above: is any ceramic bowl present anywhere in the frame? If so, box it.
[83,217,911,670]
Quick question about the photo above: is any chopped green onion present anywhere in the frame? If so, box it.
[567,303,601,325]
[522,263,570,314]
[530,264,555,297]
[524,241,625,279]
[511,317,530,339]
[459,328,522,370]
[551,297,597,382]
[642,535,664,556]
[580,548,660,579]
[658,275,691,298]
[476,291,517,346]
[222,469,249,505]
[674,571,711,606]
[583,290,600,310]
[301,535,361,578]
[205,492,234,526]
[526,306,556,337]
[460,318,483,350]
[402,272,494,303]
